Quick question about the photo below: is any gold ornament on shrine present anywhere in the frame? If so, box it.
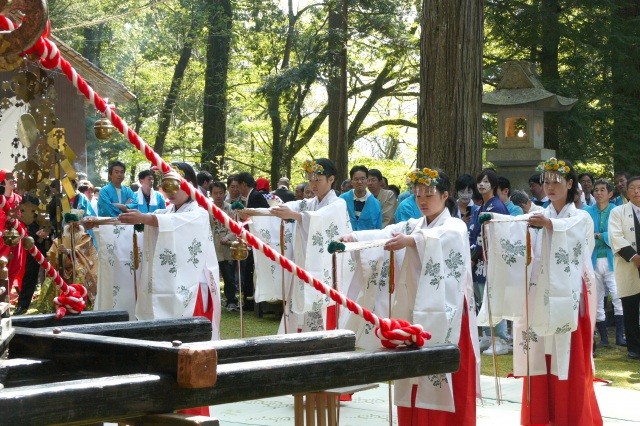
[230,240,249,261]
[94,117,114,140]
[22,236,35,250]
[2,228,21,247]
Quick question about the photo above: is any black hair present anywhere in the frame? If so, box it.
[367,168,383,181]
[433,169,450,194]
[564,161,579,204]
[78,183,92,193]
[528,173,541,184]
[226,174,239,186]
[497,176,512,196]
[615,171,631,180]
[388,184,400,198]
[626,176,640,189]
[197,170,213,186]
[477,169,499,195]
[314,158,337,178]
[455,174,476,192]
[578,173,594,186]
[108,160,126,175]
[349,165,368,179]
[236,172,256,188]
[211,181,227,192]
[431,169,458,217]
[138,169,153,181]
[593,178,613,193]
[171,162,197,187]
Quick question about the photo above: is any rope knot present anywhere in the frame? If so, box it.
[375,318,431,348]
[54,283,87,319]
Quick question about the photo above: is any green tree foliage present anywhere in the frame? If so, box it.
[483,1,635,172]
[46,0,640,183]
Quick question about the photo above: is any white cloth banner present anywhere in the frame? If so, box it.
[94,223,141,319]
[249,214,295,303]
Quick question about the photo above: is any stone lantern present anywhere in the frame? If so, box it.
[483,61,577,191]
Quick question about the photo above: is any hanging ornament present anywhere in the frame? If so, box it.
[94,98,115,140]
[94,117,114,140]
[230,240,250,261]
[2,228,21,247]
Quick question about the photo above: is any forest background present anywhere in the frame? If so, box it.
[47,0,640,189]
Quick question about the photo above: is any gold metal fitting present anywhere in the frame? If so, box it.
[22,236,35,250]
[230,240,249,261]
[160,176,181,196]
[2,228,21,247]
[94,117,115,140]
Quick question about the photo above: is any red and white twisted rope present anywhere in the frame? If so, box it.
[5,18,430,347]
[0,195,87,318]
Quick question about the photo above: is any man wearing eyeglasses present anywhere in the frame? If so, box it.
[339,165,382,230]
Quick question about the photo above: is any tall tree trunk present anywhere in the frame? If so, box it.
[327,0,348,189]
[419,0,483,184]
[268,0,295,188]
[540,0,561,151]
[153,14,199,156]
[611,0,640,175]
[202,0,232,179]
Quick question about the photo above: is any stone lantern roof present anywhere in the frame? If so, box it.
[482,61,577,113]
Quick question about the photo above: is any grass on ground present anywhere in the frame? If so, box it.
[479,326,640,390]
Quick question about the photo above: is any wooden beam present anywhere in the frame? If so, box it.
[9,329,356,366]
[0,358,111,388]
[212,330,356,364]
[0,345,459,425]
[9,328,217,389]
[35,317,213,343]
[7,330,355,390]
[10,310,130,328]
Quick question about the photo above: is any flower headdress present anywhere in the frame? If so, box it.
[536,157,570,182]
[406,168,440,187]
[302,159,324,175]
[302,159,326,180]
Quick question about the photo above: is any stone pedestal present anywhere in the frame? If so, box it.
[487,147,556,193]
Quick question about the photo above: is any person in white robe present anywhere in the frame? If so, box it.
[269,158,353,333]
[118,163,221,340]
[478,158,601,426]
[340,168,480,425]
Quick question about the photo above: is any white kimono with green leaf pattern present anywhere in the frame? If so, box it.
[249,214,295,303]
[342,209,480,413]
[135,201,221,340]
[95,224,142,319]
[277,190,354,333]
[479,203,595,380]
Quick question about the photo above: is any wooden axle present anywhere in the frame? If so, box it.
[33,317,213,343]
[0,344,459,425]
[10,310,130,328]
